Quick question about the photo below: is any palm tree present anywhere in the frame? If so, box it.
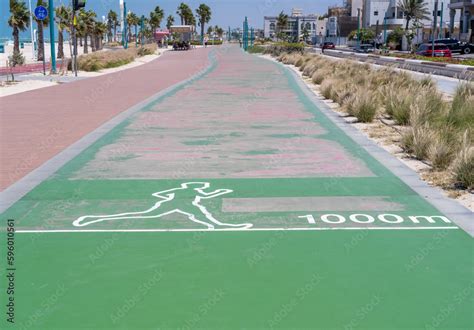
[149,6,164,33]
[55,5,70,59]
[276,11,288,41]
[177,3,190,25]
[93,22,107,50]
[107,10,118,42]
[166,15,174,30]
[126,12,139,43]
[398,0,430,30]
[216,27,224,39]
[8,0,30,56]
[78,9,96,53]
[187,12,196,31]
[196,4,211,44]
[35,0,49,61]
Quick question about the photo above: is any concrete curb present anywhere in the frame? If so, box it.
[0,50,217,214]
[318,49,474,80]
[265,56,473,237]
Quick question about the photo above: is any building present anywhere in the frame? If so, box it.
[263,9,326,42]
[449,0,473,41]
[363,0,462,31]
[326,0,362,37]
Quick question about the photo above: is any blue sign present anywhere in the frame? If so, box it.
[34,6,48,21]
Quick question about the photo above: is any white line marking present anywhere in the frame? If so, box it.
[15,226,459,234]
[73,182,252,230]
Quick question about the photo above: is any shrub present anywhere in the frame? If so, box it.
[77,46,152,71]
[137,44,157,56]
[452,130,474,189]
[247,45,265,53]
[320,79,335,100]
[8,51,25,67]
[411,125,434,160]
[352,90,378,122]
[384,86,414,125]
[428,133,455,169]
[264,42,305,56]
[311,69,327,84]
[448,82,474,130]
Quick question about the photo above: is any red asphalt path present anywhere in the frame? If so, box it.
[0,48,210,191]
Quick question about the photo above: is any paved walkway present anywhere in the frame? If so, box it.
[0,48,210,190]
[0,46,472,329]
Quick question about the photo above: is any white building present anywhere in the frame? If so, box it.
[263,9,326,42]
[363,0,461,30]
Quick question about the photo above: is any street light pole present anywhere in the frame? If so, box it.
[432,0,438,57]
[28,0,35,60]
[357,8,361,49]
[123,2,128,49]
[439,2,444,39]
[48,0,56,73]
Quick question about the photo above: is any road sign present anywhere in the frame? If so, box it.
[34,6,48,21]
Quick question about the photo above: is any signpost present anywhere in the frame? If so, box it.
[34,5,48,75]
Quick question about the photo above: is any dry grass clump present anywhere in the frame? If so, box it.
[352,90,378,122]
[274,50,474,191]
[447,82,474,131]
[452,131,474,189]
[77,44,157,71]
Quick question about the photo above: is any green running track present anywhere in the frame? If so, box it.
[1,46,473,329]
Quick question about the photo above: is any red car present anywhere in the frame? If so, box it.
[416,43,452,57]
[321,42,335,50]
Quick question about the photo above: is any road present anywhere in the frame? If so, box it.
[0,45,472,329]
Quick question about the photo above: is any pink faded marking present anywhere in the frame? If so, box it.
[73,48,374,180]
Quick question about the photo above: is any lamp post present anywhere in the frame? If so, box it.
[357,8,361,49]
[141,15,145,46]
[123,2,128,49]
[48,0,56,73]
[439,2,444,39]
[28,0,35,59]
[431,0,438,57]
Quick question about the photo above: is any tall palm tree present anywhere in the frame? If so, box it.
[149,6,164,33]
[176,3,190,25]
[35,0,49,61]
[166,15,174,30]
[126,12,140,43]
[55,5,70,59]
[398,0,430,30]
[276,11,288,41]
[8,0,30,56]
[187,12,196,28]
[107,10,118,42]
[216,26,224,39]
[93,22,107,50]
[196,4,211,44]
[78,9,96,53]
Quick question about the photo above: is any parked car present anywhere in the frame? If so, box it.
[355,44,375,53]
[416,43,452,57]
[321,42,335,50]
[431,38,473,54]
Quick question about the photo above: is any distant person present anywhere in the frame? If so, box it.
[239,39,242,48]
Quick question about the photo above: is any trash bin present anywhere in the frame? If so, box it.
[0,44,4,53]
[20,42,24,49]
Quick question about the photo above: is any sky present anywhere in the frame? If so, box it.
[1,0,340,40]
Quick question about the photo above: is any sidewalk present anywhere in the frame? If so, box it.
[0,47,211,190]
